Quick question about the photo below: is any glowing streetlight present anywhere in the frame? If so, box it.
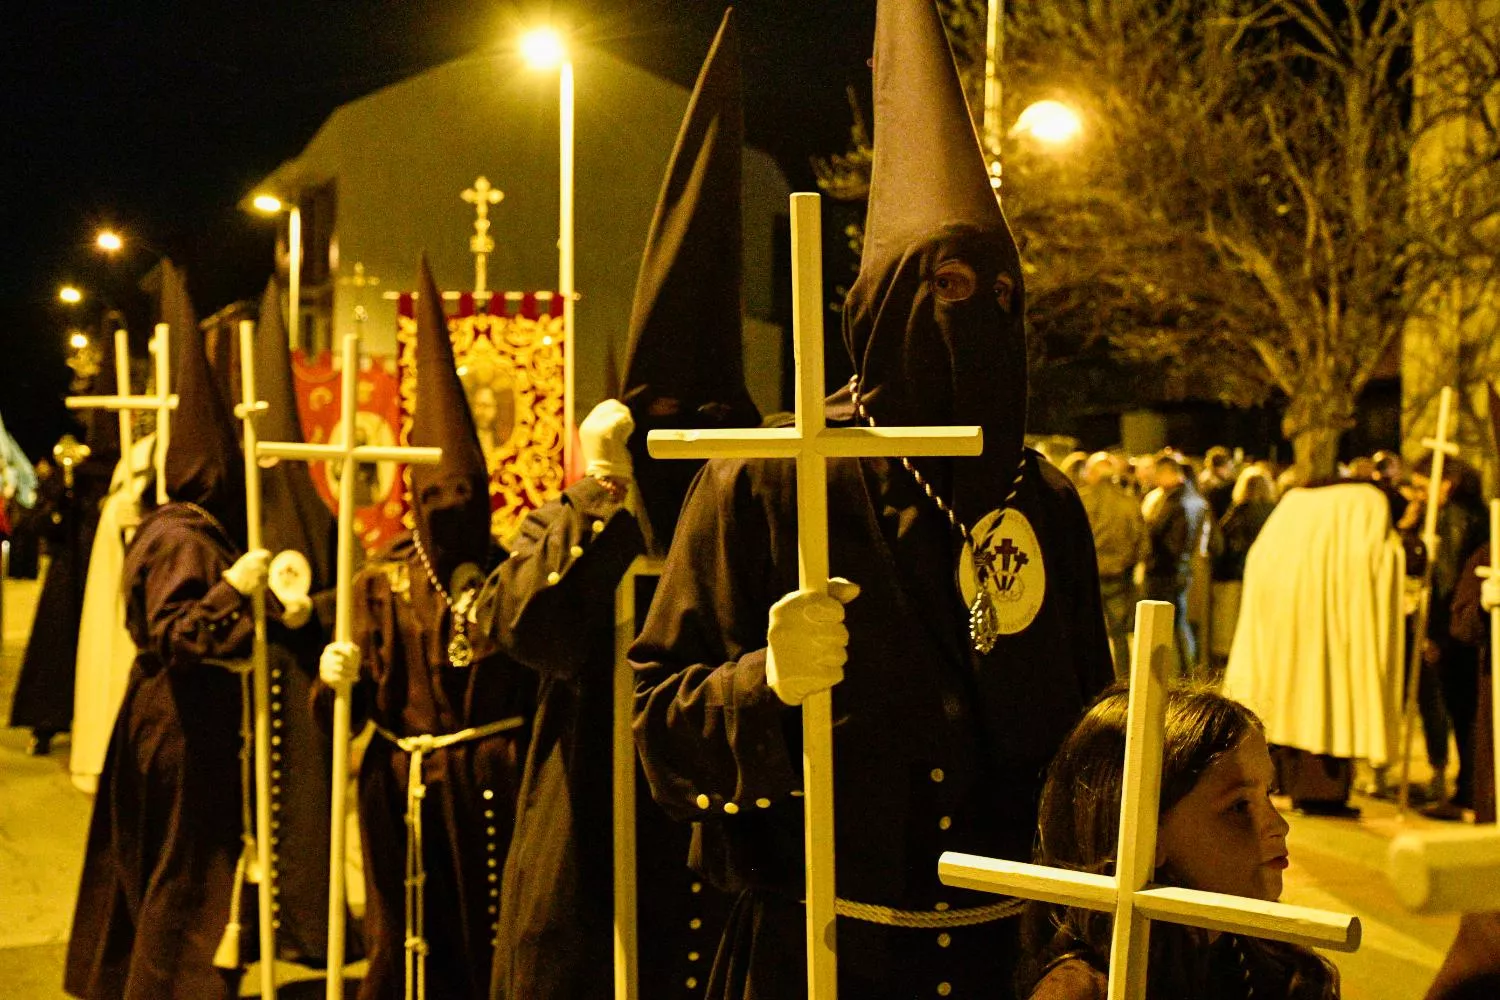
[1011,100,1084,146]
[96,230,123,253]
[520,26,576,473]
[69,331,90,350]
[59,285,83,304]
[520,27,566,70]
[250,192,302,349]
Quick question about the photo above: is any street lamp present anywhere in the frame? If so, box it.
[96,230,123,253]
[251,193,302,350]
[520,26,576,474]
[1011,100,1084,146]
[69,331,90,350]
[59,285,83,304]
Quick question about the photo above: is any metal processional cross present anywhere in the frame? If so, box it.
[937,600,1362,1000]
[462,176,505,297]
[239,331,443,1000]
[646,192,984,1000]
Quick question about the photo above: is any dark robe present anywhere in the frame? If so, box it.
[11,458,110,735]
[631,444,1114,1000]
[342,538,534,1000]
[482,478,727,999]
[1427,912,1500,1000]
[64,503,255,1000]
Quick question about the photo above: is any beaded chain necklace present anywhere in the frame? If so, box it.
[847,374,1025,654]
[411,530,478,668]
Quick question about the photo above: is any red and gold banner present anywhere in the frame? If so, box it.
[292,348,407,553]
[395,292,567,544]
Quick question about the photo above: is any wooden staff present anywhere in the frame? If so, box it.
[647,193,983,1000]
[1399,385,1460,814]
[254,332,442,1000]
[940,601,1361,1000]
[233,319,278,999]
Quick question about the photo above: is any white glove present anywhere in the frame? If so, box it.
[765,578,861,706]
[223,549,272,596]
[580,399,635,480]
[1482,574,1500,614]
[281,595,313,630]
[319,641,362,688]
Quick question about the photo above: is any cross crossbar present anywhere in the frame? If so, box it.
[645,192,981,1000]
[65,322,178,505]
[938,600,1361,1000]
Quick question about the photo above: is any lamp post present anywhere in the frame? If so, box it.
[521,27,576,474]
[251,194,303,351]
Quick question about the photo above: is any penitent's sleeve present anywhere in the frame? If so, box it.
[474,476,644,677]
[629,460,801,823]
[142,532,254,674]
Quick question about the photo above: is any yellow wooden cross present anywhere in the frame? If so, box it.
[938,601,1361,1000]
[647,192,983,1000]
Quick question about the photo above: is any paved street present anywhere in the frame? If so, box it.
[0,567,1466,998]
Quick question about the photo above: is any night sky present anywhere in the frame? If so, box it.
[0,1,874,458]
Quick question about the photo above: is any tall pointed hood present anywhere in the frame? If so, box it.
[255,278,334,591]
[620,7,760,553]
[162,259,246,539]
[409,257,490,583]
[844,0,1028,529]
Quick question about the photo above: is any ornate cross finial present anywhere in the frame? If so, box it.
[339,262,381,325]
[462,175,505,297]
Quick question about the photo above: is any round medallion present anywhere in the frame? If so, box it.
[448,632,475,669]
[268,550,313,606]
[957,507,1046,640]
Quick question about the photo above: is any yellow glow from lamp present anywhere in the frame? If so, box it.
[69,331,90,350]
[59,285,83,304]
[96,230,123,252]
[252,193,284,214]
[520,27,566,70]
[1012,100,1084,145]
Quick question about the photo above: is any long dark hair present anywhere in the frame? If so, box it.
[1016,684,1339,999]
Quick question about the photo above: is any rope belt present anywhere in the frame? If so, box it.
[373,716,525,1000]
[834,896,1025,928]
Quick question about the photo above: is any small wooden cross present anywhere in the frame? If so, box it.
[1398,384,1463,813]
[248,332,443,1000]
[66,322,178,506]
[462,176,505,297]
[646,192,984,1000]
[937,600,1361,1000]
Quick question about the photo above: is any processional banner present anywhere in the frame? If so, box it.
[395,291,567,544]
[292,349,406,553]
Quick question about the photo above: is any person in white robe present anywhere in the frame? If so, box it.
[69,433,155,794]
[1222,480,1405,814]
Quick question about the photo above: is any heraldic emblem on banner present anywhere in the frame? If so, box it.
[396,291,567,543]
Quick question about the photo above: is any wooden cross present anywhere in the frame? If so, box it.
[611,556,659,1000]
[462,176,505,297]
[66,322,178,507]
[938,600,1362,1000]
[646,192,983,1000]
[1387,461,1500,913]
[249,332,443,1000]
[1398,385,1463,814]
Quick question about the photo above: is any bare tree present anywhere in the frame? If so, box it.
[819,0,1500,476]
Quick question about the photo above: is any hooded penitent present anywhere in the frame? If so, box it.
[845,0,1028,531]
[255,277,334,591]
[621,7,760,553]
[161,259,246,541]
[409,256,491,585]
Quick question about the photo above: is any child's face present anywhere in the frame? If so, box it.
[1155,731,1290,902]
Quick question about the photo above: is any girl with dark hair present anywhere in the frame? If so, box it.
[1018,684,1340,999]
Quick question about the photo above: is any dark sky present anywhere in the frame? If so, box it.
[0,1,874,457]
